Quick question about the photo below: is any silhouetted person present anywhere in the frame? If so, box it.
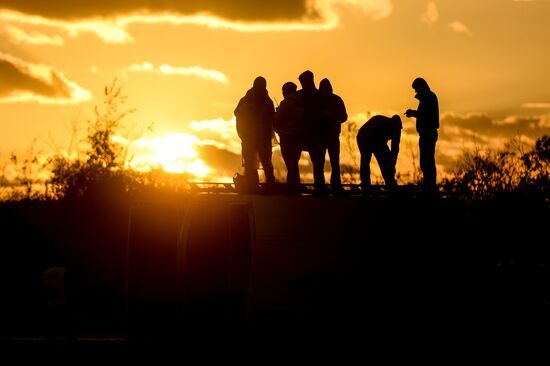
[297,70,325,192]
[405,77,439,193]
[234,76,276,191]
[319,78,348,191]
[274,81,305,192]
[356,115,402,189]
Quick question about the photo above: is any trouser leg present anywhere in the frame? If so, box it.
[419,132,438,191]
[258,139,275,184]
[327,134,341,187]
[374,146,396,188]
[281,135,302,188]
[309,146,326,189]
[241,140,259,185]
[359,146,372,187]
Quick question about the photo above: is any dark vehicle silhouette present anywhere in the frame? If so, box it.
[126,191,479,338]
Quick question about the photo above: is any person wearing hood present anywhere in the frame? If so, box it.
[319,78,348,192]
[405,77,439,194]
[296,70,325,192]
[274,81,305,192]
[234,76,276,190]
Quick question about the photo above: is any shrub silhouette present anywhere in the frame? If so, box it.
[442,134,549,202]
[48,80,136,199]
[519,134,550,193]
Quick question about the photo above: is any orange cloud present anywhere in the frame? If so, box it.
[440,111,549,143]
[523,102,550,109]
[0,1,314,22]
[422,2,439,25]
[0,1,393,43]
[188,117,241,155]
[127,62,228,84]
[448,21,472,35]
[3,24,64,45]
[0,52,91,104]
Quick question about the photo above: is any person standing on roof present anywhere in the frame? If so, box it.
[319,78,348,192]
[234,76,276,191]
[297,70,325,192]
[405,77,440,194]
[274,81,305,193]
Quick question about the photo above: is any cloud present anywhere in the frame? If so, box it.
[0,11,134,43]
[422,2,439,25]
[195,144,241,179]
[0,1,394,42]
[448,21,472,35]
[440,112,493,138]
[2,24,64,45]
[0,52,91,104]
[127,62,228,84]
[188,117,241,154]
[522,102,550,109]
[0,1,315,22]
[323,0,393,19]
[440,112,550,144]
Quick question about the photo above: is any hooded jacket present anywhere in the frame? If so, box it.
[274,91,305,136]
[319,79,348,135]
[414,88,439,135]
[234,87,275,141]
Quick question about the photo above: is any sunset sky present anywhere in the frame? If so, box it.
[1,0,549,183]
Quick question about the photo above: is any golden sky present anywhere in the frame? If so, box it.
[1,0,549,182]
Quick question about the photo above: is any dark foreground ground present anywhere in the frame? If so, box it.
[0,185,548,351]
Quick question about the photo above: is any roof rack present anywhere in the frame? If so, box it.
[183,182,426,196]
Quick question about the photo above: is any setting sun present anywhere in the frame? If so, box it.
[126,133,211,177]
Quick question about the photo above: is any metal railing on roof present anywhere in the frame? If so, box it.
[183,182,428,196]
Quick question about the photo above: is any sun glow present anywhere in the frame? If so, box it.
[126,133,211,177]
